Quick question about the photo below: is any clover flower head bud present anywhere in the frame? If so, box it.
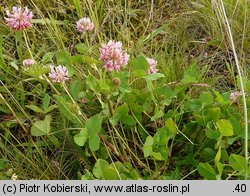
[23,59,35,67]
[230,91,242,102]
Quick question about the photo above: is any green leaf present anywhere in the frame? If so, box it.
[24,64,49,78]
[131,56,148,77]
[42,52,54,64]
[214,91,230,105]
[216,119,234,136]
[157,147,168,160]
[165,118,177,135]
[74,128,88,146]
[205,127,220,140]
[143,73,165,81]
[114,71,132,93]
[45,105,58,113]
[143,136,153,157]
[56,50,74,76]
[199,92,213,106]
[230,117,242,136]
[143,24,168,43]
[97,79,110,91]
[189,99,202,113]
[110,103,129,126]
[43,94,51,111]
[207,107,221,122]
[229,154,247,172]
[151,108,164,121]
[71,54,84,65]
[86,115,103,151]
[152,152,163,160]
[89,133,100,152]
[86,115,103,136]
[86,75,97,90]
[153,128,168,146]
[216,162,223,180]
[26,105,45,114]
[31,115,51,136]
[102,167,120,180]
[215,145,221,163]
[54,95,83,127]
[151,128,169,161]
[197,162,217,180]
[48,135,61,148]
[81,169,96,180]
[181,69,197,84]
[122,114,136,126]
[93,159,109,179]
[70,80,81,98]
[82,55,100,65]
[75,43,89,54]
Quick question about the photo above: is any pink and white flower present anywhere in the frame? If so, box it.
[76,17,94,33]
[49,65,69,83]
[230,91,242,102]
[23,59,35,67]
[5,6,33,31]
[100,40,129,71]
[146,58,158,74]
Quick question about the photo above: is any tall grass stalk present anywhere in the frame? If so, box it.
[216,0,248,179]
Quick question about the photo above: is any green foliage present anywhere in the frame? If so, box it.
[143,121,177,161]
[54,95,84,127]
[74,115,103,151]
[131,55,148,77]
[56,50,74,76]
[216,119,234,137]
[31,115,51,136]
[197,162,217,180]
[92,159,140,180]
[0,0,248,180]
[229,154,248,173]
[74,128,88,146]
[181,68,198,84]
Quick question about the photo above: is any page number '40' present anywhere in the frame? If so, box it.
[234,184,246,193]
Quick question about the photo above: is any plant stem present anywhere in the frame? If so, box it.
[218,0,248,179]
[0,93,28,133]
[43,74,61,95]
[62,82,88,121]
[23,31,33,59]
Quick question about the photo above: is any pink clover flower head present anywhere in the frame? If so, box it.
[23,58,35,67]
[100,40,129,71]
[5,6,33,31]
[146,58,158,74]
[76,17,94,33]
[230,91,242,102]
[49,65,69,83]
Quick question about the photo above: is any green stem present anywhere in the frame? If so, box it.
[0,93,28,133]
[43,74,60,95]
[62,82,88,121]
[15,31,23,63]
[23,31,33,59]
[218,0,249,179]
